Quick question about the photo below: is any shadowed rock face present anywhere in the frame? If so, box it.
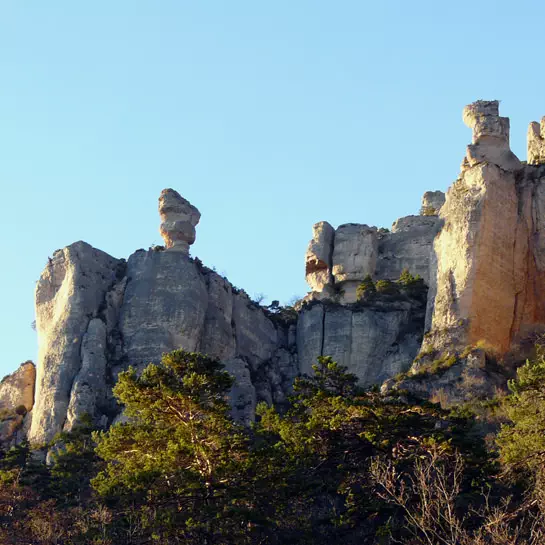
[297,298,426,388]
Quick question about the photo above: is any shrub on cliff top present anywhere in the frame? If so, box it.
[356,274,376,300]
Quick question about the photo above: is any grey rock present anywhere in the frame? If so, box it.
[30,242,120,444]
[420,191,445,215]
[297,299,425,387]
[64,318,108,432]
[224,358,256,425]
[232,292,278,369]
[296,304,325,375]
[332,224,378,285]
[119,250,208,371]
[199,272,236,361]
[376,215,442,284]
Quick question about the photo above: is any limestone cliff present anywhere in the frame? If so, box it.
[8,100,545,444]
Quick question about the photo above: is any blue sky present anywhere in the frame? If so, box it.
[1,0,544,376]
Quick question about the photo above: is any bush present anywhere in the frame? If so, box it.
[356,275,376,300]
[375,279,399,295]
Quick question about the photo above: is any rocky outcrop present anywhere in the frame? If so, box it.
[375,215,442,284]
[30,243,122,444]
[159,188,201,253]
[0,362,36,442]
[420,191,445,215]
[305,221,335,292]
[462,100,521,171]
[332,224,378,303]
[17,99,545,445]
[528,118,545,165]
[303,193,444,305]
[381,349,505,407]
[26,193,298,442]
[423,100,545,357]
[297,294,426,388]
[0,361,35,413]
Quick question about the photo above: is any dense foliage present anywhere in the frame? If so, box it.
[1,347,545,543]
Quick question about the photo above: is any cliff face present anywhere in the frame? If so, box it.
[28,190,297,444]
[425,101,545,356]
[8,100,545,444]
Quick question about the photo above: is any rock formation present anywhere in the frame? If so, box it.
[528,118,545,165]
[9,99,545,443]
[158,188,201,253]
[420,191,445,215]
[0,362,35,442]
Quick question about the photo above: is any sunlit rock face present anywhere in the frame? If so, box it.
[423,100,545,357]
[20,99,545,445]
[420,191,445,215]
[26,190,297,443]
[159,188,201,253]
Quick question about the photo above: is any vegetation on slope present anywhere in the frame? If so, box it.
[1,347,545,543]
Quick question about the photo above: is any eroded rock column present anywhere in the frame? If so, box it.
[425,101,521,353]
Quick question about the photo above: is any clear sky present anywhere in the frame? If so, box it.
[1,0,545,377]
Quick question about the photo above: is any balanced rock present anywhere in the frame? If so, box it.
[159,188,201,253]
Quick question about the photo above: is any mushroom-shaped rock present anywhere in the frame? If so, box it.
[159,189,201,253]
[462,100,520,171]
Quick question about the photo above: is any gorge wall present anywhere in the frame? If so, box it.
[6,99,545,445]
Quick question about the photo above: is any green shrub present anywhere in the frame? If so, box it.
[375,279,398,295]
[356,275,376,300]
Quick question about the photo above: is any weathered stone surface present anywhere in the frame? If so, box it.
[199,272,236,361]
[297,299,425,387]
[30,242,121,444]
[224,358,256,425]
[423,101,525,356]
[382,350,505,407]
[0,361,35,413]
[426,163,519,353]
[305,221,335,292]
[376,215,442,284]
[64,318,108,432]
[296,303,325,376]
[232,292,279,368]
[420,191,445,215]
[528,118,545,165]
[119,250,208,371]
[159,188,201,253]
[332,224,377,284]
[463,100,521,171]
